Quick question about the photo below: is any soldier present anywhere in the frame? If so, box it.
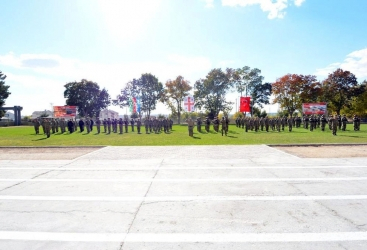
[43,118,51,138]
[67,119,74,133]
[32,118,41,134]
[276,117,281,132]
[40,118,46,134]
[304,115,309,129]
[288,116,293,132]
[281,116,286,131]
[331,114,338,136]
[107,118,111,134]
[196,117,202,132]
[259,117,264,131]
[185,117,195,137]
[90,118,94,132]
[137,118,142,134]
[213,117,219,132]
[221,117,227,136]
[85,117,91,134]
[309,115,314,132]
[130,119,135,132]
[73,118,77,132]
[96,117,101,134]
[240,117,245,129]
[254,117,260,132]
[103,119,107,133]
[205,117,210,132]
[264,116,270,132]
[321,115,327,131]
[51,118,56,134]
[337,115,342,130]
[143,117,149,134]
[353,115,359,131]
[124,118,129,133]
[341,114,347,131]
[79,119,84,132]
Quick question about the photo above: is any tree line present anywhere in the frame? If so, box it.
[1,66,365,121]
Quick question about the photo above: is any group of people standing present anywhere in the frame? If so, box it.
[32,116,174,138]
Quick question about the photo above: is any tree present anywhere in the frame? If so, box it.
[322,68,365,115]
[0,71,11,119]
[194,68,235,118]
[161,76,192,124]
[64,79,111,117]
[114,73,163,118]
[272,74,320,117]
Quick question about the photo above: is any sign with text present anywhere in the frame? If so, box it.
[302,103,327,115]
[54,106,77,117]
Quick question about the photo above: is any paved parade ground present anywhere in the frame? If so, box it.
[0,145,367,249]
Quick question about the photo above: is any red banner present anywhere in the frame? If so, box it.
[240,97,250,112]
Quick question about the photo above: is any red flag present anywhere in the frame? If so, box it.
[240,97,250,112]
[133,97,137,113]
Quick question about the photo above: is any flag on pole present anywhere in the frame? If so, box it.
[133,97,137,113]
[240,97,251,112]
[129,97,133,113]
[184,96,195,112]
[136,97,141,113]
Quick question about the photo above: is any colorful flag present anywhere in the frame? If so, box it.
[133,97,137,113]
[136,97,141,113]
[184,96,195,112]
[129,97,133,113]
[240,97,251,112]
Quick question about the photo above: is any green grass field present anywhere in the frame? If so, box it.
[0,124,366,146]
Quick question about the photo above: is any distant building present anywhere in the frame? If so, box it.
[99,109,119,119]
[31,110,54,119]
[4,111,14,120]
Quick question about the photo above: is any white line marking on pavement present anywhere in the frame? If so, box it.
[0,231,367,242]
[1,177,367,182]
[1,195,367,201]
[1,166,367,170]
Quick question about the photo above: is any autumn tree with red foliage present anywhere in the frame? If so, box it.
[272,74,321,117]
[322,68,365,115]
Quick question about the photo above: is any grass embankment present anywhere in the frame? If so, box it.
[0,124,366,146]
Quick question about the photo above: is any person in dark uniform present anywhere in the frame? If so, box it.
[78,119,85,132]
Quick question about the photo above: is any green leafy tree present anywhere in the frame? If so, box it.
[194,68,235,118]
[322,68,365,115]
[234,66,271,108]
[161,75,192,124]
[0,71,11,119]
[64,79,111,117]
[114,73,163,118]
[342,80,367,117]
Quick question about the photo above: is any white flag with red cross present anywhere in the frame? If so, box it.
[184,96,195,112]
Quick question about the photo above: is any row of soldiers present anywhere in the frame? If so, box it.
[32,116,175,137]
[99,117,173,134]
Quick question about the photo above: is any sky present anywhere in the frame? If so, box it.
[1,0,367,116]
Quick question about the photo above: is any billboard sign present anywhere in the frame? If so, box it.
[302,103,327,115]
[54,106,77,118]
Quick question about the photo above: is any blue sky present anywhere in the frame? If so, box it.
[1,0,367,116]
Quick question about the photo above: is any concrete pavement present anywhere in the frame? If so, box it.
[0,145,367,249]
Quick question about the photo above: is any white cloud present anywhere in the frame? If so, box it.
[0,52,213,115]
[202,0,215,8]
[294,0,305,7]
[315,48,367,81]
[221,0,306,19]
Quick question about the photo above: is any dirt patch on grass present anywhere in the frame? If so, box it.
[0,147,103,160]
[274,145,367,158]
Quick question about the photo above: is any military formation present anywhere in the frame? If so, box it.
[32,113,362,138]
[32,116,174,138]
[232,114,362,136]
